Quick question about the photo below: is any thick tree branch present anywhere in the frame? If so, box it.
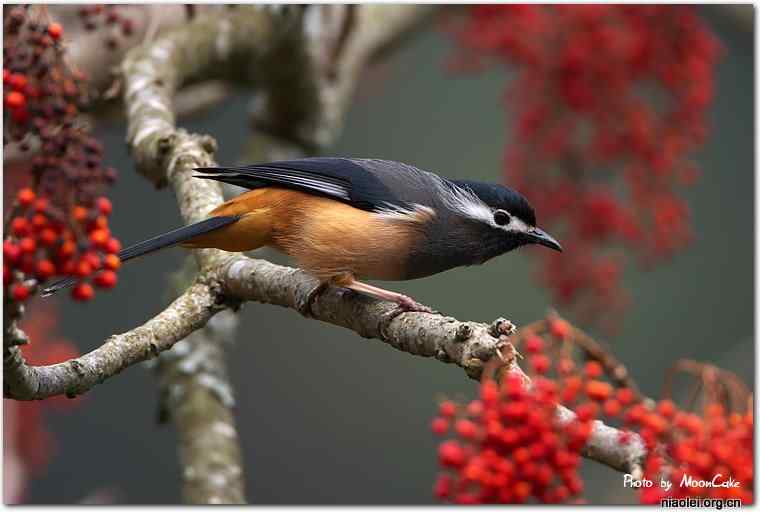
[218,255,509,378]
[4,281,224,400]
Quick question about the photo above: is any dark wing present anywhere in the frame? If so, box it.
[194,157,441,212]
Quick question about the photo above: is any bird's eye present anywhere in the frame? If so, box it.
[493,210,511,226]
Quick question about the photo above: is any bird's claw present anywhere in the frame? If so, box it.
[394,295,439,315]
[381,299,439,328]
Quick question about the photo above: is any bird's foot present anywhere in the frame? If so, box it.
[342,279,439,317]
[381,297,439,328]
[393,294,438,315]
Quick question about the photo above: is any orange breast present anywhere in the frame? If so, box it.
[183,187,430,281]
[271,192,429,281]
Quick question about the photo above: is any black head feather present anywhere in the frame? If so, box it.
[449,180,536,226]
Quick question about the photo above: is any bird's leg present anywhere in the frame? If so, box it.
[344,280,436,314]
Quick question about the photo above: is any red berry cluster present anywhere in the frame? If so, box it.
[78,5,135,50]
[626,401,753,505]
[432,317,626,504]
[433,314,753,505]
[4,188,122,301]
[432,374,592,504]
[4,7,121,302]
[448,5,721,327]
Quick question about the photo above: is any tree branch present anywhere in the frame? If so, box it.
[218,255,510,378]
[4,281,224,400]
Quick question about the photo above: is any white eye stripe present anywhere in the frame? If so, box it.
[438,181,493,223]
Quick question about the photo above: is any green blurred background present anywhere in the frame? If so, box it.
[24,6,753,504]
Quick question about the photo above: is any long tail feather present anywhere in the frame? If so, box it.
[40,215,240,297]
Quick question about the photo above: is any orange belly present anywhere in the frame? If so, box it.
[183,188,428,281]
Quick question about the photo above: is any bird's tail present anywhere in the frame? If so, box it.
[40,215,240,297]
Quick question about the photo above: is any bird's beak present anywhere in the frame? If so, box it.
[528,228,563,252]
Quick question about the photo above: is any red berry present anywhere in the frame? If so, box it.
[103,253,121,270]
[47,22,63,40]
[433,475,452,500]
[10,217,30,236]
[35,259,56,279]
[530,354,551,374]
[438,440,466,468]
[603,399,622,417]
[524,334,545,354]
[75,259,93,277]
[616,388,635,405]
[584,361,603,378]
[512,447,531,464]
[19,237,36,254]
[657,399,676,418]
[39,228,58,245]
[17,188,36,207]
[480,380,499,405]
[3,264,11,285]
[104,237,122,254]
[94,270,117,289]
[89,229,109,246]
[11,283,30,301]
[557,358,575,374]
[585,380,613,401]
[84,252,102,271]
[431,418,449,435]
[439,400,457,419]
[71,282,95,301]
[72,205,89,222]
[575,403,597,422]
[33,198,48,212]
[466,400,483,417]
[96,197,113,216]
[31,213,48,230]
[89,215,108,231]
[455,419,478,440]
[3,240,21,263]
[8,73,27,92]
[57,240,76,260]
[549,319,571,339]
[5,91,26,109]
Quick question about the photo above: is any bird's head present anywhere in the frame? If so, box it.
[447,180,562,255]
